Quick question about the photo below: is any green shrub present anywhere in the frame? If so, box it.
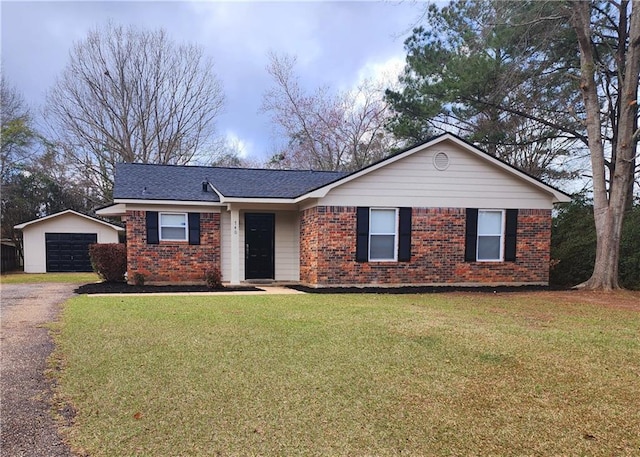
[132,272,145,286]
[550,197,596,287]
[89,244,127,282]
[551,198,640,289]
[619,205,640,289]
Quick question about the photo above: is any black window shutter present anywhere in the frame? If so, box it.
[504,209,518,262]
[146,211,159,245]
[464,208,478,262]
[398,207,412,262]
[356,207,369,262]
[188,213,201,245]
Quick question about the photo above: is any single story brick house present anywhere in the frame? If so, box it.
[97,133,571,286]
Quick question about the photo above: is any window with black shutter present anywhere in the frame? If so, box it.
[355,207,411,262]
[465,209,518,262]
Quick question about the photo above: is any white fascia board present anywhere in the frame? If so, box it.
[96,203,127,216]
[295,133,572,204]
[14,209,124,231]
[205,182,225,202]
[219,197,298,205]
[112,198,299,211]
[113,199,226,207]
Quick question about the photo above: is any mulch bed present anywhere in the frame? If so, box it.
[288,284,568,294]
[76,282,569,295]
[75,283,261,295]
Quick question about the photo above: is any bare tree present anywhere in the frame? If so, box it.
[569,0,640,290]
[261,53,398,171]
[45,23,225,201]
[1,76,37,182]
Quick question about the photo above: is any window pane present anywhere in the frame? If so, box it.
[370,235,395,260]
[478,211,502,235]
[477,236,501,260]
[370,209,396,234]
[161,227,186,240]
[161,214,186,227]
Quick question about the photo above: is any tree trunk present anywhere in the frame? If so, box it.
[579,206,623,290]
[570,0,640,290]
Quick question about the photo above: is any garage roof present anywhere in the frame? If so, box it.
[14,210,125,231]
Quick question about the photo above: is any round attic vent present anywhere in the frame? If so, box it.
[433,151,450,170]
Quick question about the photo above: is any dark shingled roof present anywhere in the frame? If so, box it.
[113,163,348,201]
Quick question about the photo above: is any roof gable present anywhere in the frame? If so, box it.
[14,210,125,231]
[300,133,571,204]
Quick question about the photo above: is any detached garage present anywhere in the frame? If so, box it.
[14,210,124,273]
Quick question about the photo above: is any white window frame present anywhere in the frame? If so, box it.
[476,209,505,262]
[369,208,398,262]
[159,212,188,241]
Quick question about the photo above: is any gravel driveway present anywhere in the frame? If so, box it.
[1,283,77,457]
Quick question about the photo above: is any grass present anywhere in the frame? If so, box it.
[52,292,640,456]
[0,271,100,284]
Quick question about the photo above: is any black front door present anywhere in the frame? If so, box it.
[45,233,97,272]
[245,213,275,279]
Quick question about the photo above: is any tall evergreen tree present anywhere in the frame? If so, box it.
[388,0,639,289]
[386,0,583,183]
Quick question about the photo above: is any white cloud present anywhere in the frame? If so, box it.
[2,0,420,162]
[224,130,253,158]
[354,55,405,90]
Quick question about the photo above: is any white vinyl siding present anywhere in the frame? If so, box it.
[159,213,187,241]
[274,211,300,281]
[220,211,232,281]
[20,212,120,273]
[477,210,504,261]
[369,208,398,261]
[220,210,299,282]
[318,141,555,209]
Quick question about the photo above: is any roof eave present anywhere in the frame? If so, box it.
[205,182,226,202]
[112,198,224,206]
[219,197,298,204]
[96,204,127,217]
[14,209,124,231]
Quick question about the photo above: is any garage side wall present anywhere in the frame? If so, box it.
[22,214,120,273]
[125,210,220,284]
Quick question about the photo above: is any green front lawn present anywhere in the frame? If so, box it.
[1,272,100,284]
[53,292,640,456]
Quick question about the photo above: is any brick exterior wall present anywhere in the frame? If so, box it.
[299,206,551,286]
[124,210,220,284]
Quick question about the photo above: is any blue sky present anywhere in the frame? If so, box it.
[1,1,426,162]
